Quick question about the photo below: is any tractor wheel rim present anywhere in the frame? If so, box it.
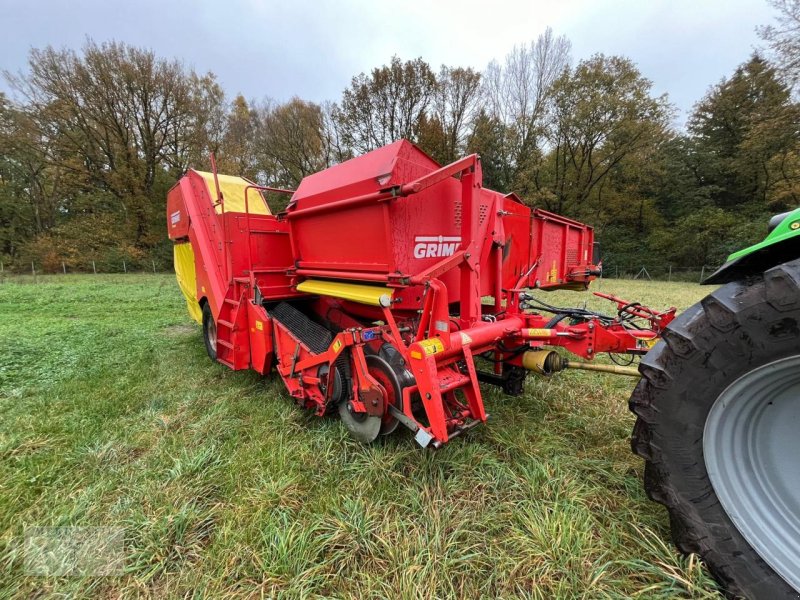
[704,354,800,593]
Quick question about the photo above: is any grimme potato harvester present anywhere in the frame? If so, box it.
[168,140,674,447]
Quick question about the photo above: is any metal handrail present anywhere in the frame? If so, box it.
[209,154,228,283]
[243,184,294,286]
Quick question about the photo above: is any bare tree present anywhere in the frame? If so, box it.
[320,100,351,166]
[759,0,800,90]
[431,66,482,162]
[483,28,571,158]
[473,28,572,196]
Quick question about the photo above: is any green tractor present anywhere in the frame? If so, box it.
[631,209,800,599]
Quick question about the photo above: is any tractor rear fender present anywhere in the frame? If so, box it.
[705,207,800,284]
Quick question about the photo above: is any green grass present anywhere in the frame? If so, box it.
[0,274,723,598]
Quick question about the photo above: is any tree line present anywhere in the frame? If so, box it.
[1,2,799,273]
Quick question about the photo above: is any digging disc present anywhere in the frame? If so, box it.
[338,397,382,444]
[366,354,404,436]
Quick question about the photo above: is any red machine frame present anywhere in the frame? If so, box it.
[167,140,674,447]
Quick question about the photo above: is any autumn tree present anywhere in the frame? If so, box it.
[184,73,227,170]
[218,95,260,177]
[336,56,437,153]
[543,54,672,216]
[0,94,61,240]
[257,97,331,189]
[419,66,482,163]
[6,40,221,246]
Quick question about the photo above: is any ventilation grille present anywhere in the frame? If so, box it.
[566,248,578,266]
[453,201,490,226]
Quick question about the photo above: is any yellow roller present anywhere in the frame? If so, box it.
[297,279,393,307]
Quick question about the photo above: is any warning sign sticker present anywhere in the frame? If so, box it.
[418,338,445,356]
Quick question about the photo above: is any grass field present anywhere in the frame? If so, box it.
[0,274,723,598]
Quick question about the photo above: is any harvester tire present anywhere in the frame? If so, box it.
[202,302,217,361]
[630,259,800,599]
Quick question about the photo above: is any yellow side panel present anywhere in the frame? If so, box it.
[174,242,203,324]
[297,279,393,307]
[196,171,271,215]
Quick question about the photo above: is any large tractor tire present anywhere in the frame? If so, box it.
[630,259,800,599]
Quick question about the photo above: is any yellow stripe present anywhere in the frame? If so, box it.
[173,242,203,324]
[196,171,271,215]
[297,279,393,307]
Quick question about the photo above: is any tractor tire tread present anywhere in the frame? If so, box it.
[629,258,800,600]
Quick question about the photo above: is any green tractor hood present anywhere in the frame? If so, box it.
[705,207,800,284]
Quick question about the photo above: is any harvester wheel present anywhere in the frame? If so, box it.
[630,259,800,599]
[202,303,217,361]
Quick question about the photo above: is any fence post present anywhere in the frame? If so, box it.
[668,265,672,282]
[62,261,66,274]
[93,260,96,274]
[615,265,619,279]
[123,260,127,273]
[699,265,705,283]
[31,261,35,276]
[152,260,156,273]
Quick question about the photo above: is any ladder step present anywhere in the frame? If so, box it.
[224,298,239,306]
[233,277,250,284]
[217,339,234,349]
[432,417,486,448]
[218,319,234,328]
[217,357,235,369]
[439,373,470,393]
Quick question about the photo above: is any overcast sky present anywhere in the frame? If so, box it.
[0,0,778,126]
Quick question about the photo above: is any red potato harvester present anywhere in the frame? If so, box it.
[167,140,675,447]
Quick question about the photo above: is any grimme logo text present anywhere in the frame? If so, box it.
[413,236,461,259]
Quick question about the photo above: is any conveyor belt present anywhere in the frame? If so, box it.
[269,302,332,354]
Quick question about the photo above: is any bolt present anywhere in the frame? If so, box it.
[372,400,378,407]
